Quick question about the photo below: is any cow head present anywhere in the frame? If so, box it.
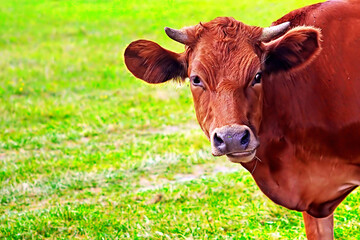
[124,17,321,163]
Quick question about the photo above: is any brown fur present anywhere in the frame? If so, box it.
[124,1,360,239]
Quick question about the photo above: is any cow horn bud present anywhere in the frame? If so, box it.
[260,22,290,42]
[164,27,190,45]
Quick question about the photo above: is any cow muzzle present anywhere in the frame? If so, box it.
[211,124,259,163]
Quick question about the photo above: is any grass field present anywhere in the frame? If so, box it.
[0,0,359,239]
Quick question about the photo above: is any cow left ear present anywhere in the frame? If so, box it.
[124,39,187,84]
[260,26,322,73]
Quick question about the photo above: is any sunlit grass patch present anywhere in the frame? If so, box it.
[1,0,359,239]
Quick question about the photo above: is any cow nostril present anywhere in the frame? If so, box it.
[240,129,250,146]
[213,132,224,147]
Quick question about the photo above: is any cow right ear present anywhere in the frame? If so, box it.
[260,26,322,73]
[124,40,187,84]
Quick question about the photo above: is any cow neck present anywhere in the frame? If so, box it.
[239,70,360,217]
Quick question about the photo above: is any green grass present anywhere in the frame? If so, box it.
[0,0,359,239]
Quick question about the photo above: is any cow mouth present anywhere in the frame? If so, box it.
[226,149,257,163]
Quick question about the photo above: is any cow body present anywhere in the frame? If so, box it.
[124,0,360,239]
[244,0,360,218]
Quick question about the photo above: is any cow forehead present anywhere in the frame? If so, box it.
[188,40,261,88]
[192,17,262,42]
[184,17,263,88]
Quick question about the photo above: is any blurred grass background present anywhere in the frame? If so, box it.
[0,0,359,239]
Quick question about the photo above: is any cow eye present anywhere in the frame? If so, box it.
[251,72,262,86]
[190,75,204,87]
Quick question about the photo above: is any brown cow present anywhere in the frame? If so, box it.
[124,1,360,239]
